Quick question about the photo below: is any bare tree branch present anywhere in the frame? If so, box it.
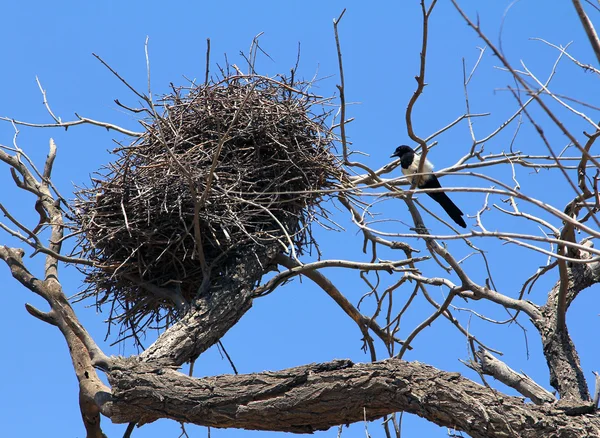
[572,0,600,65]
[464,348,556,404]
[275,253,410,351]
[103,357,600,437]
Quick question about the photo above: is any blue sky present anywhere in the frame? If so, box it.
[1,1,599,437]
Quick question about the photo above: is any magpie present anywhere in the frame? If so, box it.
[390,145,466,228]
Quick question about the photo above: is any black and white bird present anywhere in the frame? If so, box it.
[390,145,466,228]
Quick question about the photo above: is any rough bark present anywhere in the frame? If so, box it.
[466,348,556,404]
[102,357,600,438]
[534,260,600,402]
[140,244,279,366]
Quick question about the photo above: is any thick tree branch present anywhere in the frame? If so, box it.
[104,357,600,437]
[534,254,600,402]
[139,244,279,365]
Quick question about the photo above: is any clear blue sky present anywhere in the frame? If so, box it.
[1,1,598,437]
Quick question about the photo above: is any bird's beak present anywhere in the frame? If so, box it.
[390,152,399,159]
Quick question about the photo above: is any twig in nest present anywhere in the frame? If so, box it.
[72,73,343,345]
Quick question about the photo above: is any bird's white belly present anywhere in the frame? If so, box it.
[401,155,434,183]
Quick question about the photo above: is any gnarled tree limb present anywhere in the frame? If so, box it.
[139,244,280,366]
[103,357,600,438]
[534,254,600,402]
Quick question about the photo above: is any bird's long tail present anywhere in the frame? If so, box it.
[427,191,466,228]
[418,175,467,228]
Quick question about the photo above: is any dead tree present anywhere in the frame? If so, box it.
[2,2,600,437]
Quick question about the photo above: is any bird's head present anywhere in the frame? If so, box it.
[390,145,415,159]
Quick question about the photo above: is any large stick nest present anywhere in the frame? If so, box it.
[73,74,341,341]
